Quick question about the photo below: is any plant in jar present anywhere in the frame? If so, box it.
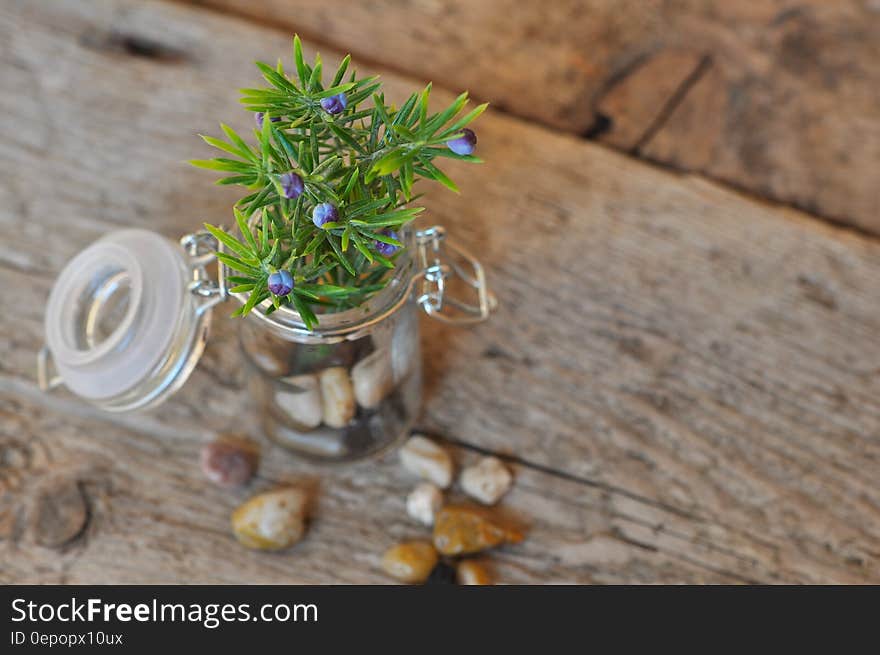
[191,35,485,330]
[190,37,486,461]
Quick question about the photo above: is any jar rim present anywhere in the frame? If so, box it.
[231,230,416,342]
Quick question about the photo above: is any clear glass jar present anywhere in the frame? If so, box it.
[238,232,423,462]
[39,225,494,463]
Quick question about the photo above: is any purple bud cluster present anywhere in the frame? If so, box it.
[267,269,294,296]
[374,229,400,257]
[320,93,348,115]
[279,171,304,199]
[446,128,477,155]
[255,112,282,128]
[312,203,339,228]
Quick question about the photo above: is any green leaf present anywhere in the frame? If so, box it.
[204,223,258,260]
[221,124,255,158]
[341,165,360,198]
[291,292,318,330]
[425,91,468,134]
[234,207,260,254]
[418,82,431,127]
[293,35,309,86]
[439,102,489,138]
[189,158,252,173]
[327,122,365,154]
[200,134,251,161]
[331,54,351,87]
[307,53,322,91]
[314,81,355,99]
[255,61,299,94]
[417,159,458,193]
[350,232,375,263]
[364,230,403,248]
[326,233,357,275]
[235,284,268,317]
[216,252,262,277]
[369,148,409,178]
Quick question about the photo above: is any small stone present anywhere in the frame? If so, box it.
[399,435,453,489]
[275,374,323,429]
[266,423,348,458]
[351,348,394,409]
[433,505,524,556]
[319,367,356,428]
[460,456,513,505]
[456,560,493,585]
[426,561,457,585]
[231,488,308,551]
[381,540,438,583]
[200,437,259,487]
[406,482,443,526]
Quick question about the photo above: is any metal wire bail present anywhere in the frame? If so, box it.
[179,230,228,315]
[414,226,497,324]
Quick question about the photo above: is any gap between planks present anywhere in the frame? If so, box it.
[166,0,880,241]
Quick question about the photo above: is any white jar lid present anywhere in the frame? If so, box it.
[44,229,209,407]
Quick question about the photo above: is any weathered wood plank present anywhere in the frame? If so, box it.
[1,0,879,582]
[2,390,752,584]
[182,0,880,233]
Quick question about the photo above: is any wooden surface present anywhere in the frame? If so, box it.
[185,0,880,235]
[1,0,879,584]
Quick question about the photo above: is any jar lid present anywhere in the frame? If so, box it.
[42,229,215,411]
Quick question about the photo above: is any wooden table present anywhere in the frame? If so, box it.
[1,0,878,584]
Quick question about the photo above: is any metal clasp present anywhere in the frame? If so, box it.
[414,226,497,325]
[179,230,229,315]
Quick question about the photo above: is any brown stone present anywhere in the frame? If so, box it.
[456,560,493,585]
[231,488,308,551]
[381,540,438,584]
[432,505,524,556]
[200,436,259,487]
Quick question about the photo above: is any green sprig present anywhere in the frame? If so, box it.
[191,35,485,329]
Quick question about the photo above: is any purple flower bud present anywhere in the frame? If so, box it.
[279,171,304,199]
[446,128,477,155]
[267,269,294,296]
[320,93,348,115]
[312,202,339,228]
[255,112,282,128]
[374,229,400,257]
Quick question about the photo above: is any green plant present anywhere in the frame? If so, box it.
[191,36,486,330]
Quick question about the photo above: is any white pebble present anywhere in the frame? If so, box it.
[460,456,513,505]
[351,348,394,409]
[275,374,322,429]
[406,483,443,526]
[399,435,453,489]
[319,367,356,428]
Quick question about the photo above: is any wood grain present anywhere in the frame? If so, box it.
[182,0,880,233]
[1,0,878,583]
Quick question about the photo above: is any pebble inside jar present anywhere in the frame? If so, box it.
[239,248,423,461]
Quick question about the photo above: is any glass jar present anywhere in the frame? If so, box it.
[39,224,494,462]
